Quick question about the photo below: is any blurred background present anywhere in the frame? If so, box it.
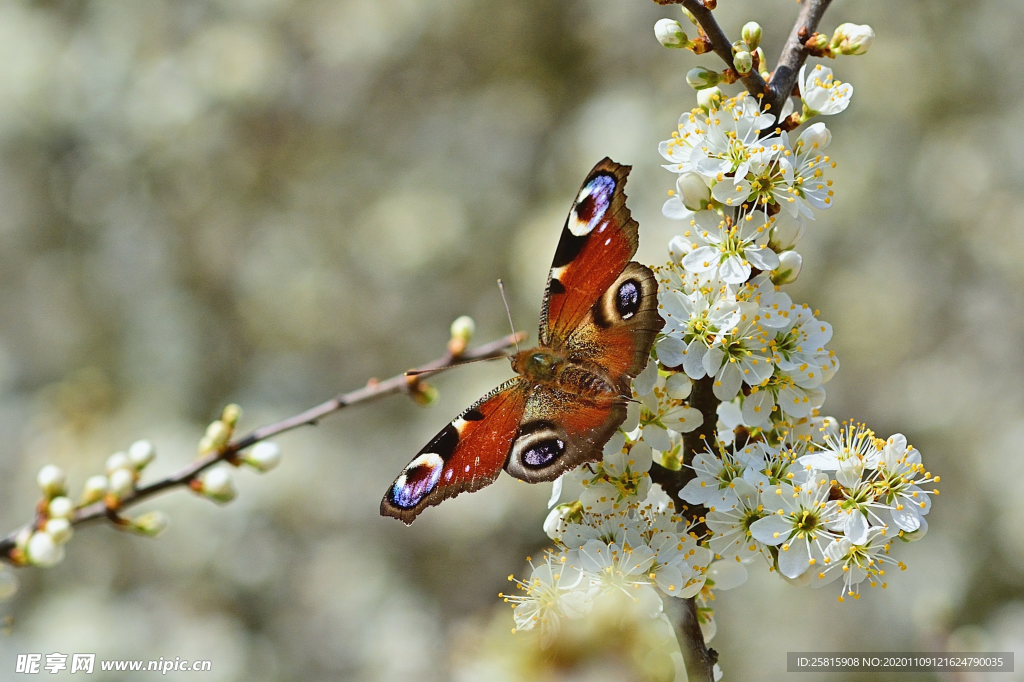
[0,0,1020,679]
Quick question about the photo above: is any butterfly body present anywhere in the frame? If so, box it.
[382,159,664,524]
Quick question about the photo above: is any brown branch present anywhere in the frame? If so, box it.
[664,595,717,682]
[765,0,834,114]
[649,375,719,682]
[657,0,768,99]
[0,331,525,563]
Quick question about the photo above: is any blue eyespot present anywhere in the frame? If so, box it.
[570,174,616,236]
[390,453,444,508]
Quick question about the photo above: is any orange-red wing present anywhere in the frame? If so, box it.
[540,158,639,349]
[504,385,627,483]
[563,261,664,385]
[380,378,528,524]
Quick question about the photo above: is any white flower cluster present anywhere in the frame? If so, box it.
[511,52,936,678]
[507,473,712,647]
[691,422,938,602]
[506,364,714,651]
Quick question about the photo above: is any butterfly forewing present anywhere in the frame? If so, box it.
[381,378,528,524]
[540,158,640,348]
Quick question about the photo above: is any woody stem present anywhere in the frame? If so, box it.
[0,332,524,564]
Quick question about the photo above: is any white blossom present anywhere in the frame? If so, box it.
[749,473,838,579]
[799,64,853,116]
[503,552,593,646]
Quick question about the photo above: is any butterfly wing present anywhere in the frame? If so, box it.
[380,378,528,524]
[504,385,626,483]
[540,158,640,347]
[563,261,664,383]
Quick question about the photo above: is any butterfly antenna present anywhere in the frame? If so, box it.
[497,279,520,354]
[404,354,504,376]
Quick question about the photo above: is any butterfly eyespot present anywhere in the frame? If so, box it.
[569,174,616,236]
[616,279,641,319]
[522,438,566,468]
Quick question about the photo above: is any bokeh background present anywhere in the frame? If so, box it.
[0,0,1021,679]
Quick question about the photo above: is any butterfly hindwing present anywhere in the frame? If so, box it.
[504,385,626,483]
[564,261,664,383]
[540,158,639,347]
[381,378,528,524]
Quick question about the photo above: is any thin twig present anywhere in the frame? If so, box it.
[765,0,834,114]
[0,332,525,563]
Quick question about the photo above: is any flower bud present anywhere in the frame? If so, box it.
[696,86,722,111]
[831,23,874,55]
[676,173,711,211]
[448,315,475,356]
[26,532,64,567]
[108,468,135,499]
[36,465,67,499]
[47,496,74,520]
[80,475,108,505]
[796,121,832,151]
[220,404,242,429]
[544,504,577,541]
[755,47,769,80]
[0,567,17,601]
[768,213,806,251]
[741,21,762,51]
[686,66,722,90]
[655,18,690,48]
[805,32,831,57]
[105,452,131,475]
[127,440,156,470]
[199,420,232,455]
[242,441,281,473]
[409,379,439,406]
[197,467,237,503]
[129,511,169,537]
[44,518,72,545]
[733,50,753,75]
[771,250,803,284]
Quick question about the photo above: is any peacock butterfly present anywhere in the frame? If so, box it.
[381,158,664,524]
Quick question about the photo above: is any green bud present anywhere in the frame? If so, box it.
[771,250,803,284]
[686,67,722,90]
[220,404,242,429]
[742,22,762,51]
[129,511,170,537]
[80,475,108,506]
[36,465,67,499]
[199,420,232,454]
[655,18,691,49]
[831,23,874,55]
[733,50,753,75]
[755,47,769,80]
